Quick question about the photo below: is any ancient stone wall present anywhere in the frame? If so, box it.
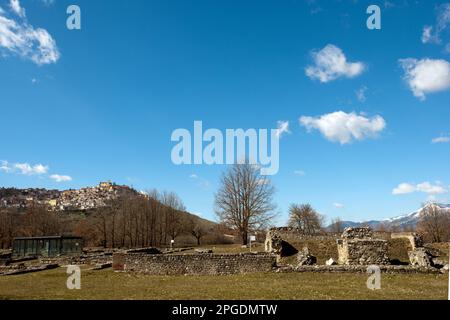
[391,232,423,250]
[266,228,339,246]
[112,253,277,275]
[341,227,373,239]
[336,227,390,265]
[40,253,112,266]
[337,239,389,265]
[265,228,390,247]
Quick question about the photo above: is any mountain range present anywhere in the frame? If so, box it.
[328,203,450,231]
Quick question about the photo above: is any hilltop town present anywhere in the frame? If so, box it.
[0,182,139,211]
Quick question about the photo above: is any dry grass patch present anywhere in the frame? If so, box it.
[0,267,447,300]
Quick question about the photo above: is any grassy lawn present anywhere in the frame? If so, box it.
[0,267,447,300]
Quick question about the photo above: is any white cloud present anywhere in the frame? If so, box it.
[392,182,448,195]
[421,26,434,44]
[399,58,450,100]
[355,86,367,102]
[189,173,210,189]
[299,111,386,144]
[416,182,447,195]
[0,3,60,65]
[305,44,365,83]
[50,174,72,182]
[40,0,55,6]
[0,160,49,175]
[384,1,395,9]
[421,3,450,47]
[9,0,25,18]
[0,160,11,173]
[432,135,450,143]
[14,163,48,175]
[1,160,73,181]
[392,183,417,195]
[294,170,306,176]
[276,120,290,138]
[333,202,344,208]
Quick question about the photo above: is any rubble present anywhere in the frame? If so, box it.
[194,249,213,254]
[408,248,433,267]
[90,263,113,270]
[0,264,59,276]
[296,247,317,266]
[264,230,298,257]
[126,247,162,255]
[326,258,337,266]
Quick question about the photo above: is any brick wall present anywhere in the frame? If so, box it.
[112,253,277,275]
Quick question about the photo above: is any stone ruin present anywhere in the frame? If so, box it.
[296,247,317,266]
[390,232,442,268]
[265,226,448,272]
[112,252,277,276]
[337,227,389,265]
[266,226,391,266]
[397,233,443,268]
[408,248,433,267]
[391,232,424,250]
[264,229,298,257]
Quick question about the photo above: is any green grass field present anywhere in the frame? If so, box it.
[0,267,447,300]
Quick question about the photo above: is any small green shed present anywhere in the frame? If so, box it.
[12,236,83,258]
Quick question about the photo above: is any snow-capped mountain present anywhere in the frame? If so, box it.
[328,203,450,230]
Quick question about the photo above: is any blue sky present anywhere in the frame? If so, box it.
[1,0,450,225]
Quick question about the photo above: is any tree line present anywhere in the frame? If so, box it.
[0,190,225,249]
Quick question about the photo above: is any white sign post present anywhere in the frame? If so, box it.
[249,235,256,252]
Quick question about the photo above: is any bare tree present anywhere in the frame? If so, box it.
[161,191,186,243]
[189,218,210,245]
[375,222,389,233]
[417,203,450,243]
[288,203,324,235]
[0,209,17,249]
[21,204,64,237]
[215,163,277,245]
[330,217,344,234]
